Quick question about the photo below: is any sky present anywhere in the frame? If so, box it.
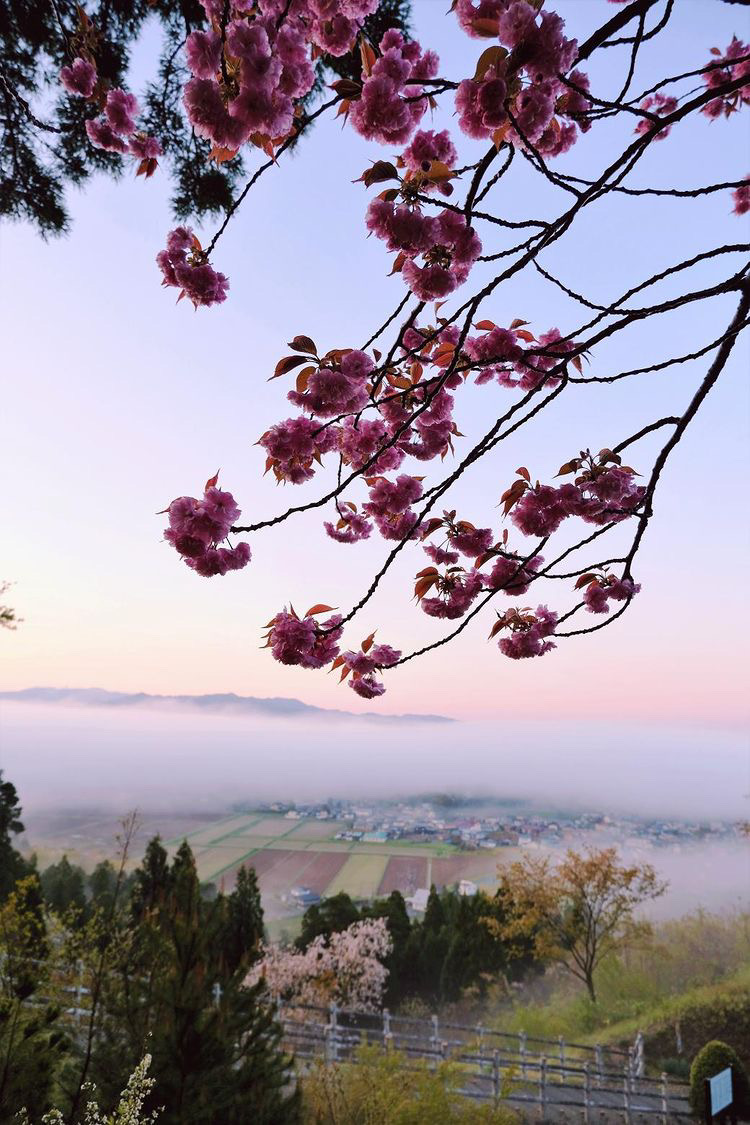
[1,0,750,742]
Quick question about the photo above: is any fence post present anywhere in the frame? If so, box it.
[594,1044,604,1085]
[660,1071,669,1125]
[493,1049,501,1105]
[327,1001,339,1064]
[583,1061,591,1124]
[382,1007,391,1043]
[519,1030,528,1079]
[476,1023,485,1066]
[539,1056,547,1120]
[559,1035,566,1084]
[76,959,84,1024]
[634,1030,645,1078]
[623,1065,633,1125]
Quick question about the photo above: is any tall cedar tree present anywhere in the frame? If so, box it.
[91,838,298,1125]
[0,771,31,901]
[0,0,410,236]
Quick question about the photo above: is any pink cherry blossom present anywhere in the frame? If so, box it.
[420,567,483,619]
[288,349,373,418]
[259,416,338,484]
[402,129,458,172]
[337,418,405,474]
[732,178,750,214]
[486,552,543,595]
[60,57,97,97]
[401,209,481,300]
[454,0,507,39]
[701,38,750,119]
[266,608,343,668]
[105,88,139,135]
[496,605,557,659]
[349,29,439,147]
[163,477,250,577]
[584,575,640,613]
[85,118,129,153]
[157,226,229,308]
[634,93,679,140]
[248,917,392,1013]
[324,508,373,543]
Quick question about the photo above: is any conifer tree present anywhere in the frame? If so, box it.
[0,772,31,901]
[92,839,298,1125]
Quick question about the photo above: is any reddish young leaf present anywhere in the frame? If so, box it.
[288,335,317,355]
[305,603,336,617]
[361,631,376,652]
[272,354,309,378]
[473,44,507,81]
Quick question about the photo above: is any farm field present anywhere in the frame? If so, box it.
[159,812,523,915]
[326,853,389,899]
[22,807,520,920]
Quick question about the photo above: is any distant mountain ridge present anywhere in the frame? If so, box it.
[0,686,453,724]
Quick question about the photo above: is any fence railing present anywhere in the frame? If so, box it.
[278,1003,691,1122]
[26,972,691,1120]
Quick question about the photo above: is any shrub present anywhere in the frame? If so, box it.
[689,1040,750,1119]
[301,1046,517,1124]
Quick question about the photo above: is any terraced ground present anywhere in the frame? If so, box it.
[163,812,521,918]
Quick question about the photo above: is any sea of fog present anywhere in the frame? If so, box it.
[1,699,748,917]
[1,699,748,819]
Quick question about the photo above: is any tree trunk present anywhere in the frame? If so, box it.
[585,972,597,1003]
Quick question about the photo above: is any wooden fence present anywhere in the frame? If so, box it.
[279,1003,692,1122]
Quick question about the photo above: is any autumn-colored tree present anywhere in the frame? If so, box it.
[493,846,667,1003]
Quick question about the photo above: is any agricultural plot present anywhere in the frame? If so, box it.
[297,851,349,894]
[378,856,428,896]
[326,853,389,899]
[431,849,519,889]
[229,816,300,838]
[285,819,348,841]
[176,815,261,847]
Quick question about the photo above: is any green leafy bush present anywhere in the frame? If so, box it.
[689,1040,749,1118]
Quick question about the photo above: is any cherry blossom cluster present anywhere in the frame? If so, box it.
[324,502,373,544]
[59,9,161,175]
[247,916,392,1013]
[577,572,641,615]
[279,342,374,419]
[415,515,544,620]
[332,634,401,698]
[453,4,591,158]
[157,228,229,308]
[465,319,578,390]
[489,604,557,659]
[162,473,250,577]
[348,28,439,146]
[262,605,343,669]
[366,193,482,301]
[733,178,750,216]
[634,93,678,142]
[183,0,378,155]
[502,452,645,539]
[702,38,750,120]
